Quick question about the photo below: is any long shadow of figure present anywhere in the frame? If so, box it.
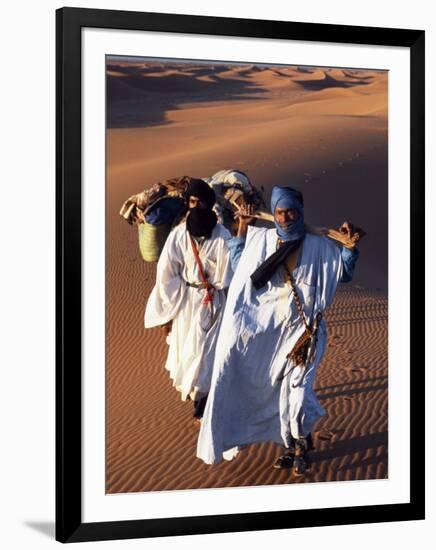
[315,375,387,393]
[107,64,268,129]
[316,381,388,400]
[310,431,388,464]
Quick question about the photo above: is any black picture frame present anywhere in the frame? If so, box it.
[56,7,425,543]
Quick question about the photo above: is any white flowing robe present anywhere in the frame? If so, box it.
[144,222,233,401]
[197,226,345,464]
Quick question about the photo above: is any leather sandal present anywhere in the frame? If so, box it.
[293,437,310,476]
[293,455,308,476]
[273,453,294,469]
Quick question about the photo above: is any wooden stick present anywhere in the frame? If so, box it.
[245,210,363,248]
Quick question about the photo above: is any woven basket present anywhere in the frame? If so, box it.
[138,222,171,262]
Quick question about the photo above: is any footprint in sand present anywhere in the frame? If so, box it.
[315,430,335,441]
[343,365,365,373]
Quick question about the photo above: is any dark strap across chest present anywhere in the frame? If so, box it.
[250,236,303,290]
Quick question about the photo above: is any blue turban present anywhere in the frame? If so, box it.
[270,186,305,242]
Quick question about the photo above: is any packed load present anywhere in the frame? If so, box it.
[120,170,364,263]
[119,170,266,262]
[203,169,266,233]
[120,175,192,261]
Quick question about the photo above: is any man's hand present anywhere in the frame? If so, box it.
[235,204,256,238]
[338,221,366,247]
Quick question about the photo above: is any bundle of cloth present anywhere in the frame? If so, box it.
[119,175,191,227]
[119,170,266,261]
[203,169,266,232]
[119,176,190,262]
[120,170,363,263]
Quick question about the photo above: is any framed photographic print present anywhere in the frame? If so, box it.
[56,7,425,543]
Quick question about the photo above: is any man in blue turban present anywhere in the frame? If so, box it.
[197,185,361,475]
[250,186,306,290]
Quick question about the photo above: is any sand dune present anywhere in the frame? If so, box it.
[107,62,386,128]
[106,60,388,493]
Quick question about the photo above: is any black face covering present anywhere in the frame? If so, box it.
[186,207,217,238]
[185,178,217,238]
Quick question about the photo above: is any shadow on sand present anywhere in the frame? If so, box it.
[107,64,268,129]
[310,431,388,464]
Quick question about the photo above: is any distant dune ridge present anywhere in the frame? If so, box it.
[106,59,388,493]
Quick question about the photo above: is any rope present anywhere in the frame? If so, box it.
[278,239,310,333]
[189,234,215,306]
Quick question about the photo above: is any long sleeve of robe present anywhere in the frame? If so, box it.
[144,222,233,401]
[197,226,353,465]
[340,246,360,282]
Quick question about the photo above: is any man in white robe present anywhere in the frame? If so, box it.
[144,179,233,419]
[197,186,361,473]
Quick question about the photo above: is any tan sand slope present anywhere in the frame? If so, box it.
[106,286,387,493]
[107,64,387,288]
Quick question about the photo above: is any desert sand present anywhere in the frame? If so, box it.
[106,60,388,493]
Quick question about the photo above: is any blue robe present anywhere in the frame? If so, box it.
[197,226,356,464]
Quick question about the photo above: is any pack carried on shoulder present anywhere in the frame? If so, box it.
[120,170,266,262]
[204,169,266,233]
[120,176,192,262]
